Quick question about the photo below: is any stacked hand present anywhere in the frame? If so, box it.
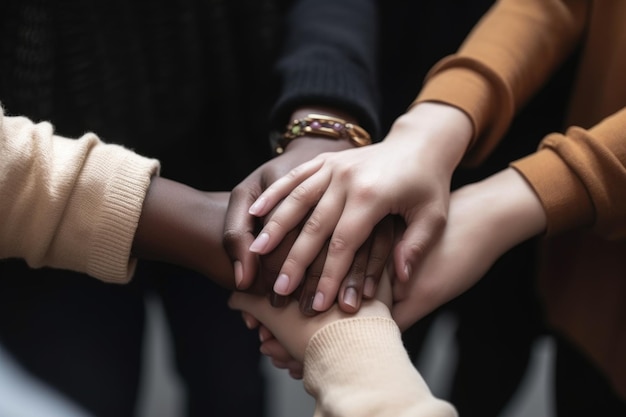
[246,103,473,313]
[234,167,547,374]
[224,107,396,314]
[228,265,393,379]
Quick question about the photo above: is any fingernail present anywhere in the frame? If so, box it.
[260,345,270,356]
[270,292,289,308]
[343,287,358,308]
[249,196,266,215]
[363,276,376,298]
[404,262,412,280]
[234,261,243,288]
[273,274,290,295]
[301,294,317,316]
[312,291,325,311]
[243,316,254,329]
[249,232,269,253]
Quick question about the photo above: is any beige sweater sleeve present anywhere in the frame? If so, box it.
[0,107,160,283]
[303,317,457,417]
[413,0,588,166]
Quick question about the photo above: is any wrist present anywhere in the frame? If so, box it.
[455,168,547,249]
[132,179,234,288]
[388,102,473,172]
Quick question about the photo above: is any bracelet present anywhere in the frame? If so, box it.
[274,113,372,155]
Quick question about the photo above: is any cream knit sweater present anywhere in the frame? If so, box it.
[305,316,457,417]
[0,106,159,283]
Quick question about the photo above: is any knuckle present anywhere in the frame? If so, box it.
[290,183,317,205]
[222,228,244,251]
[286,163,306,180]
[302,213,323,235]
[405,240,429,261]
[348,260,366,277]
[328,235,350,254]
[432,208,448,230]
[352,181,379,201]
[366,251,387,267]
[282,257,303,275]
[317,275,341,300]
[264,217,286,234]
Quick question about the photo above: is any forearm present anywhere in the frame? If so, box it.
[453,167,547,250]
[132,178,235,289]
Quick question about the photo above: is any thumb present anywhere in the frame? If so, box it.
[228,291,267,316]
[394,212,445,281]
[229,291,300,330]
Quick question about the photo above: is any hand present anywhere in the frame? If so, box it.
[228,270,393,378]
[294,214,394,315]
[256,200,394,315]
[246,219,394,377]
[392,168,547,330]
[247,103,473,312]
[224,107,392,313]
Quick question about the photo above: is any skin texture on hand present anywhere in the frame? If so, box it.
[224,107,395,314]
[247,103,473,313]
[391,168,548,330]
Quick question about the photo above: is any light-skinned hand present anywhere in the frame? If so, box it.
[392,168,547,330]
[247,102,473,312]
[224,107,394,314]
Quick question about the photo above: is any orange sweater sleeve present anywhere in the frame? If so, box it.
[413,0,588,166]
[511,107,626,239]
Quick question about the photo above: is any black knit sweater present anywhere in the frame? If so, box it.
[0,0,379,188]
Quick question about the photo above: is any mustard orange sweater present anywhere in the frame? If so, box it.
[415,0,626,398]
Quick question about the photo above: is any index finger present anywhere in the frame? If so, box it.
[248,158,324,217]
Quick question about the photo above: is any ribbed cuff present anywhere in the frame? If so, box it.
[86,144,160,283]
[511,145,593,236]
[272,60,380,140]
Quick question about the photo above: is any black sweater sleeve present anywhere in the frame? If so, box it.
[270,0,381,140]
